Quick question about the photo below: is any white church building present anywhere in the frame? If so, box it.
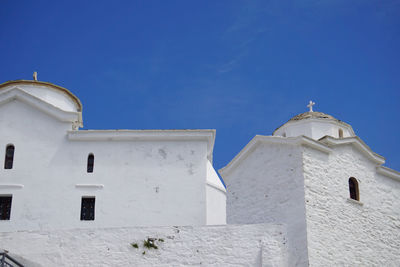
[0,78,399,266]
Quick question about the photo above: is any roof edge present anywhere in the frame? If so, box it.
[318,136,385,165]
[219,135,332,178]
[376,166,400,181]
[68,129,216,162]
[0,80,83,112]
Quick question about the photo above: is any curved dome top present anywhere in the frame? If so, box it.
[288,111,339,122]
[0,80,82,112]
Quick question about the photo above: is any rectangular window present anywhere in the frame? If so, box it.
[80,197,95,221]
[0,196,12,220]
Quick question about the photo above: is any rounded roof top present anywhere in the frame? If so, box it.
[0,80,82,111]
[288,111,339,122]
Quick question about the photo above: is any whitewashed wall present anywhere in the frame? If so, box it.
[0,223,287,267]
[303,145,400,266]
[0,98,225,231]
[206,161,226,225]
[274,119,353,140]
[1,83,80,112]
[222,142,308,267]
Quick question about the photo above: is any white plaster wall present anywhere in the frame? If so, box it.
[0,223,287,267]
[274,120,353,140]
[3,84,79,112]
[303,145,400,266]
[206,186,226,225]
[223,142,308,266]
[0,99,221,231]
[206,160,226,225]
[274,122,312,138]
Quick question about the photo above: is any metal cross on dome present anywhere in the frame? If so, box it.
[307,100,315,112]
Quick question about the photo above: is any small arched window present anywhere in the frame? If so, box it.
[4,145,15,169]
[349,177,359,201]
[338,129,344,138]
[87,154,94,173]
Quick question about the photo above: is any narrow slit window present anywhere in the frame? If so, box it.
[349,177,359,201]
[339,129,344,138]
[4,145,15,169]
[87,154,94,173]
[81,197,95,221]
[0,196,12,220]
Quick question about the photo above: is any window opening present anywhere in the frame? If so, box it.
[349,177,359,201]
[81,197,95,220]
[87,154,94,173]
[339,129,344,138]
[0,196,12,220]
[4,145,15,169]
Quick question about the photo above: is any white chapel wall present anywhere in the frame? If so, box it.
[222,142,309,267]
[0,98,222,231]
[303,145,400,266]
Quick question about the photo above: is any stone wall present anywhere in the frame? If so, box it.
[223,142,308,266]
[303,145,400,266]
[0,224,287,267]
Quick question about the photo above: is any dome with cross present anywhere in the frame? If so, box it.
[0,76,82,113]
[273,101,355,140]
[0,75,83,128]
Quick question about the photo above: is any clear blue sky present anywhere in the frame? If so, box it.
[1,1,399,172]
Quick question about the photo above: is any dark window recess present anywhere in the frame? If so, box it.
[4,145,15,169]
[87,154,94,173]
[0,196,12,220]
[81,197,95,220]
[339,129,344,138]
[349,177,359,201]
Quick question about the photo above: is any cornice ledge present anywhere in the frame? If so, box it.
[319,136,385,165]
[75,184,104,189]
[376,166,400,181]
[254,135,332,154]
[67,129,215,141]
[0,184,24,189]
[296,136,332,154]
[219,135,328,178]
[68,129,216,162]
